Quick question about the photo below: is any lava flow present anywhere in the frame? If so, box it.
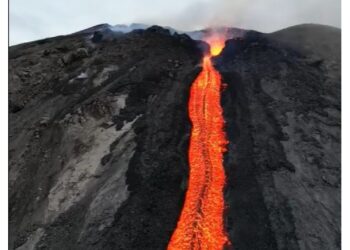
[168,36,230,250]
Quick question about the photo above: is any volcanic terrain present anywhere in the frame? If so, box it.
[9,24,340,250]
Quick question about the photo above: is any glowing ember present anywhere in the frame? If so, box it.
[167,36,230,250]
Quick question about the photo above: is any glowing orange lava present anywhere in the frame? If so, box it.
[207,38,226,56]
[168,37,230,250]
[204,31,227,56]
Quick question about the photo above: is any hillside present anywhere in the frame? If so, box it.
[9,24,341,250]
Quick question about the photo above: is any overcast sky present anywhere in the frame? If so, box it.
[10,0,341,45]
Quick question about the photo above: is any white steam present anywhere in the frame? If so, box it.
[134,0,340,32]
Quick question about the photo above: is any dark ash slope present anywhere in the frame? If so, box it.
[218,24,340,250]
[9,26,201,250]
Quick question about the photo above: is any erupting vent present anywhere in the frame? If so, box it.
[168,35,230,250]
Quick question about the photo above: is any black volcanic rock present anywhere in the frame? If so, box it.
[9,29,201,250]
[217,24,341,250]
[146,25,172,36]
[9,24,340,250]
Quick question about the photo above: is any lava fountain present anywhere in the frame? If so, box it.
[167,32,231,250]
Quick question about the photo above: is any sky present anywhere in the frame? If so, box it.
[10,0,341,45]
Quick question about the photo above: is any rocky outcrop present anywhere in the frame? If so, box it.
[9,24,340,250]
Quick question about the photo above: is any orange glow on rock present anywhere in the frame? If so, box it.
[167,40,230,249]
[204,31,227,56]
[207,38,226,56]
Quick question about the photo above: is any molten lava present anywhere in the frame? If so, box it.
[204,31,227,56]
[168,36,230,250]
[207,38,225,56]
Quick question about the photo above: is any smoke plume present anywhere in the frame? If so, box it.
[135,0,340,32]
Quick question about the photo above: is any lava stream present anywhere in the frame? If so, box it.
[168,39,230,250]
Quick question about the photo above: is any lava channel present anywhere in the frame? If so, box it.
[168,39,231,250]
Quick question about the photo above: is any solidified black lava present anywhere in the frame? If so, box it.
[9,24,340,250]
[218,25,340,250]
